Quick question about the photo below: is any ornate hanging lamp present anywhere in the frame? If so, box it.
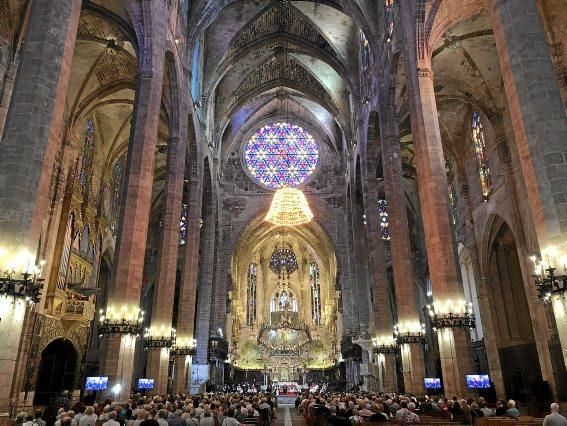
[265,187,313,227]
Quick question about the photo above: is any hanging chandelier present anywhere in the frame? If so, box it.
[265,187,313,227]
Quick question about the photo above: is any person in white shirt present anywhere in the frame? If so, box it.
[543,403,567,426]
[78,407,98,426]
[102,412,120,426]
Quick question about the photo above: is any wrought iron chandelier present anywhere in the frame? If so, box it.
[265,187,313,227]
[426,301,476,330]
[531,255,567,303]
[98,308,144,336]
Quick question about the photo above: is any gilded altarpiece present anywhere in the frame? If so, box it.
[229,225,339,381]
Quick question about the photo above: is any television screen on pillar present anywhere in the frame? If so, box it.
[137,378,155,390]
[85,376,108,391]
[424,378,441,389]
[466,374,491,389]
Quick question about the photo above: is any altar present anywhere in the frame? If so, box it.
[275,381,299,395]
[275,381,300,405]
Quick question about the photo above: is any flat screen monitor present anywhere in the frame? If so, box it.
[466,374,491,389]
[137,378,154,390]
[424,378,442,389]
[85,376,108,391]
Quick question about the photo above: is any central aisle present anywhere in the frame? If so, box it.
[273,405,307,426]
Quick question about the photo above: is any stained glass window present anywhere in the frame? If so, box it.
[472,112,492,199]
[246,263,257,326]
[310,261,322,326]
[360,31,370,70]
[110,157,124,234]
[80,118,95,194]
[385,0,394,42]
[378,199,390,241]
[244,122,319,189]
[445,160,457,224]
[269,248,298,275]
[179,203,188,246]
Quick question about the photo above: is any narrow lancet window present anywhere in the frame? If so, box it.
[310,261,322,326]
[472,112,492,199]
[246,263,257,326]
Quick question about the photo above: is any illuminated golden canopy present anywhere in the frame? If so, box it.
[265,187,313,227]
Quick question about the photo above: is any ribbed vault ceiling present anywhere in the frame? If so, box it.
[197,0,375,175]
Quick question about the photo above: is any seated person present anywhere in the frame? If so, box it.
[368,404,389,422]
[505,400,520,419]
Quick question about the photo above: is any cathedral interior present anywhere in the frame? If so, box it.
[0,0,566,417]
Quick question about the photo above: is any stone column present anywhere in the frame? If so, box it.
[380,125,425,394]
[100,42,167,399]
[0,69,16,138]
[363,178,398,392]
[490,0,567,368]
[400,0,473,396]
[350,183,372,335]
[194,164,217,369]
[413,65,472,396]
[173,168,202,393]
[0,0,81,414]
[146,134,187,393]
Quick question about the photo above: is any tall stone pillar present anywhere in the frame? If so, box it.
[173,165,202,393]
[100,28,167,398]
[490,0,567,368]
[0,0,81,414]
[194,163,217,374]
[350,183,372,335]
[363,178,398,392]
[400,0,473,396]
[146,132,187,394]
[0,69,16,139]
[380,126,425,395]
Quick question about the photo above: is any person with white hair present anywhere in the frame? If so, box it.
[102,412,120,426]
[396,401,420,424]
[543,403,567,426]
[54,412,67,426]
[505,400,520,419]
[78,407,98,426]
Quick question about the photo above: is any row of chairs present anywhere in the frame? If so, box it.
[358,416,544,426]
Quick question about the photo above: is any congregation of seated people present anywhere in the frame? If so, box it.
[297,393,567,425]
[12,391,567,426]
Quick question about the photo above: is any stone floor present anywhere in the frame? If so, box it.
[272,404,307,426]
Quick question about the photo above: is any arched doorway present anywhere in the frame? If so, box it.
[487,221,543,401]
[34,339,78,405]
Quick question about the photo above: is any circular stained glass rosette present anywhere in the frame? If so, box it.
[269,248,298,275]
[244,122,319,189]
